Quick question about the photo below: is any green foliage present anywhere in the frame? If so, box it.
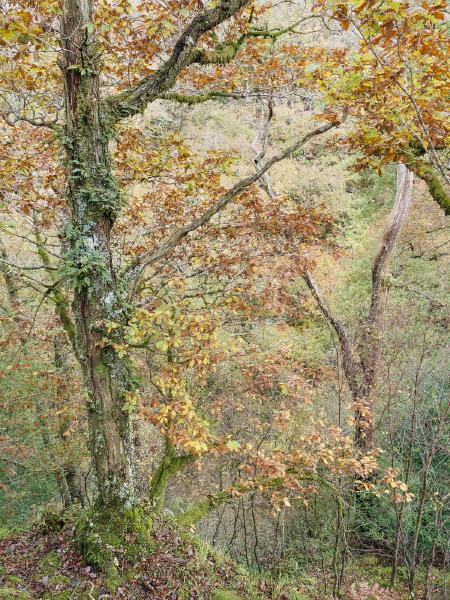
[38,506,66,535]
[0,349,59,529]
[0,528,10,542]
[61,225,111,293]
[0,473,56,531]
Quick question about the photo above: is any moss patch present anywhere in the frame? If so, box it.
[3,579,22,587]
[43,592,72,600]
[75,504,154,591]
[211,590,244,600]
[39,551,61,574]
[0,589,31,599]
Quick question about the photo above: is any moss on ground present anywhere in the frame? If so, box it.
[75,504,154,591]
[0,589,31,599]
[9,511,427,599]
[211,590,244,600]
[43,592,72,600]
[39,551,61,574]
[0,577,30,599]
[2,579,21,587]
[7,514,440,600]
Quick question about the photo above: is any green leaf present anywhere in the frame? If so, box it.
[225,440,241,452]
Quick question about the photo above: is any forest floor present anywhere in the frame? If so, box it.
[1,514,442,600]
[0,514,268,600]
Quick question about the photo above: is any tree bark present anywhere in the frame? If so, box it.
[61,0,137,508]
[0,238,21,316]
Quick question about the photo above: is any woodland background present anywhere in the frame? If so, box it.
[0,0,448,598]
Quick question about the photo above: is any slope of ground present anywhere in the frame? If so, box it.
[0,513,272,600]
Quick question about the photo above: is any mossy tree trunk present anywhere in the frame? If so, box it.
[148,438,195,510]
[61,0,136,509]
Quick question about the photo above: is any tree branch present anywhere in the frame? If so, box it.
[247,16,318,39]
[104,0,251,124]
[149,439,196,511]
[176,473,339,527]
[176,489,234,527]
[33,226,77,355]
[158,91,242,105]
[408,160,449,216]
[0,101,60,131]
[303,271,360,399]
[124,120,340,295]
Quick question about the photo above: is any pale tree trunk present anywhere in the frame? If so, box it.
[250,98,276,199]
[0,238,21,316]
[61,0,136,508]
[304,164,414,452]
[356,164,414,450]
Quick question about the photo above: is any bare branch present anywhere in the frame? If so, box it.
[303,272,360,398]
[250,97,276,199]
[0,97,60,131]
[0,258,58,271]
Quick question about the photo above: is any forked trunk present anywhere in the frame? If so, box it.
[304,164,413,454]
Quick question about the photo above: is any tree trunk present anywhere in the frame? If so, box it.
[303,271,373,451]
[356,164,414,451]
[61,0,136,508]
[303,164,413,453]
[0,238,21,316]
